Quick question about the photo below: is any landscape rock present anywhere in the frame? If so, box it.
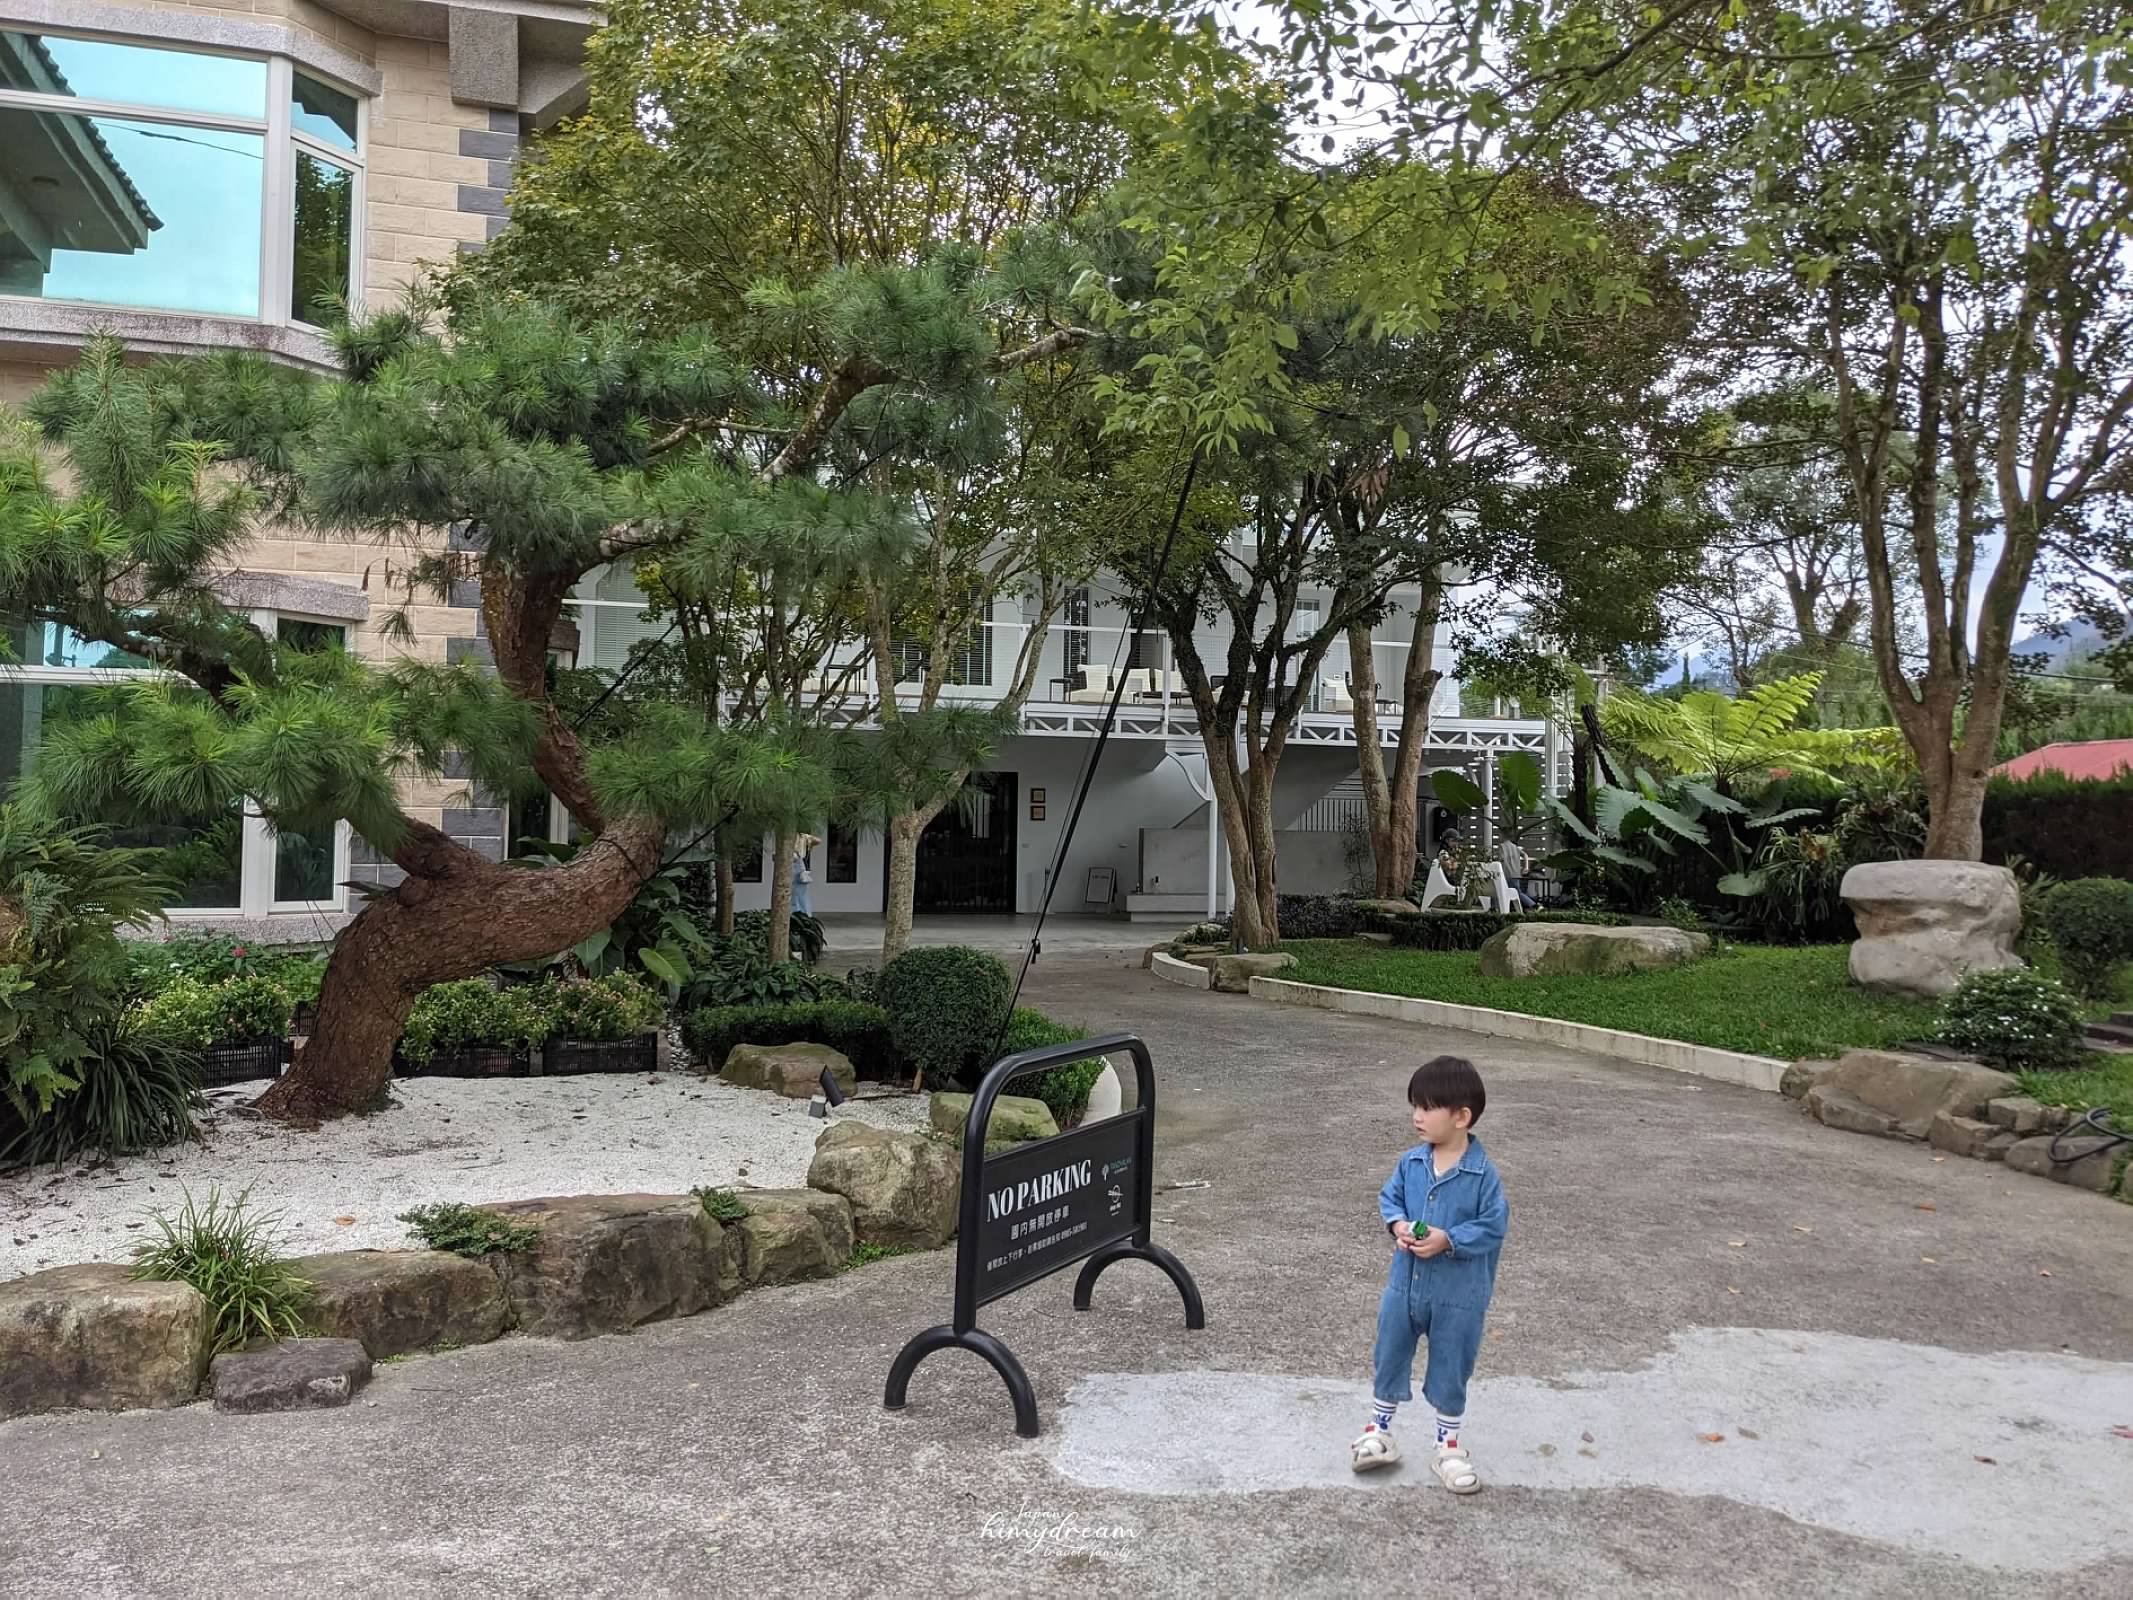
[1781,1061,1837,1101]
[0,1263,210,1420]
[211,1338,371,1413]
[731,1189,854,1286]
[2005,1135,2122,1193]
[1927,1113,2003,1159]
[806,1122,961,1248]
[1478,923,1710,979]
[1803,1050,2020,1141]
[721,1041,858,1099]
[1986,1096,2049,1135]
[1841,860,2023,998]
[297,1249,509,1358]
[478,1194,739,1339]
[930,1091,1060,1145]
[1353,898,1420,917]
[1983,1130,2021,1162]
[1186,951,1297,992]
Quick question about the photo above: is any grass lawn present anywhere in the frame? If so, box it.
[1276,940,1944,1062]
[2018,1055,2133,1128]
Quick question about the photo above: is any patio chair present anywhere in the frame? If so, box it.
[1321,677,1356,714]
[1067,664,1120,704]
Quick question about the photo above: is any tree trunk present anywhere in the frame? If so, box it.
[882,810,927,965]
[254,814,668,1120]
[1347,624,1397,894]
[715,853,736,935]
[768,827,794,964]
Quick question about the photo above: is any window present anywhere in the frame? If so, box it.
[0,30,362,327]
[1,609,348,917]
[1062,587,1090,685]
[825,820,858,884]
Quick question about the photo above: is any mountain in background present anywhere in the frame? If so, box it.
[2012,615,2120,669]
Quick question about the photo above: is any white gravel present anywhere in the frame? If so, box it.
[0,1073,931,1280]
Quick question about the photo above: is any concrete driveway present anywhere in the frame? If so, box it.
[3,952,2129,1599]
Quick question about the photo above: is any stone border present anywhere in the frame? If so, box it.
[1247,976,1789,1093]
[1150,951,1212,990]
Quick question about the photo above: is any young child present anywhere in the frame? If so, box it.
[1351,1054,1510,1494]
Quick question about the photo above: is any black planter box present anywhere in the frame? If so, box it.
[539,1033,660,1076]
[395,1047,529,1079]
[197,1040,293,1088]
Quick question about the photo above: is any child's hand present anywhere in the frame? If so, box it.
[1411,1227,1452,1259]
[1390,1220,1418,1250]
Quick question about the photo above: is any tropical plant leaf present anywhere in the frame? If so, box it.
[1497,751,1542,816]
[1542,797,1598,844]
[1681,780,1745,816]
[1747,806,1821,830]
[572,929,612,969]
[1431,769,1485,817]
[1592,845,1657,874]
[1717,871,1767,897]
[638,946,684,985]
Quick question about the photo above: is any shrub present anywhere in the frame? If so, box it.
[0,1011,201,1170]
[683,936,847,1008]
[1273,895,1363,940]
[2034,878,2133,998]
[136,975,295,1050]
[692,1185,750,1222]
[2,807,170,1142]
[732,908,828,966]
[544,971,664,1041]
[398,980,551,1067]
[1656,897,1709,934]
[1983,770,2133,884]
[398,1201,541,1257]
[130,1187,312,1354]
[1366,908,1630,951]
[842,966,881,1003]
[996,1007,1107,1127]
[679,1000,903,1079]
[877,945,1012,1088]
[1933,967,2088,1072]
[122,933,327,1001]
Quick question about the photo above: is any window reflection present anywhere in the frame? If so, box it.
[0,30,266,119]
[0,107,262,315]
[291,73,358,150]
[290,150,352,324]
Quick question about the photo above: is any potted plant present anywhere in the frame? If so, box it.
[136,975,295,1087]
[395,980,551,1078]
[539,972,665,1075]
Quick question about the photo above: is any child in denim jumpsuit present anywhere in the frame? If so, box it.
[1351,1055,1509,1494]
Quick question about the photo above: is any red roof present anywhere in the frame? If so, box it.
[1992,739,2133,781]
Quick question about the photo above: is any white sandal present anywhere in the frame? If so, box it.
[1432,1443,1480,1494]
[1350,1427,1401,1472]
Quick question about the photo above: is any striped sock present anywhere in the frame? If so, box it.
[1435,1412,1463,1448]
[1370,1400,1397,1433]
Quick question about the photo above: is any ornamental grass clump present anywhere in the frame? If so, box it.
[129,1186,312,1354]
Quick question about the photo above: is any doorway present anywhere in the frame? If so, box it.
[909,771,1018,914]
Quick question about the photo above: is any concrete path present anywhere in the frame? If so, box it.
[3,957,2130,1598]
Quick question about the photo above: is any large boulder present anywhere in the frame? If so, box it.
[930,1091,1059,1146]
[0,1263,211,1420]
[1478,922,1711,979]
[211,1338,371,1413]
[805,1122,961,1248]
[731,1190,854,1286]
[1803,1050,2020,1141]
[1353,898,1420,917]
[1841,860,2023,998]
[1184,951,1298,993]
[477,1194,740,1340]
[297,1249,509,1358]
[721,1041,857,1099]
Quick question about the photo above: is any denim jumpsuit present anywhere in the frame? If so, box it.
[1373,1138,1509,1416]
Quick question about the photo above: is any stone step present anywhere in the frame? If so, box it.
[2083,1021,2133,1049]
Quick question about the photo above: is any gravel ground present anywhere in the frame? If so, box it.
[0,1072,930,1278]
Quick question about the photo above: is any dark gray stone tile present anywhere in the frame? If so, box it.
[457,184,508,217]
[459,128,518,161]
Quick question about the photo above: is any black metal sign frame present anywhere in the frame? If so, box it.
[883,1032,1204,1437]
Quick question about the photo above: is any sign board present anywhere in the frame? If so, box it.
[972,1111,1143,1306]
[883,1033,1204,1438]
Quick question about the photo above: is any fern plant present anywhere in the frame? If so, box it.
[1600,673,1905,792]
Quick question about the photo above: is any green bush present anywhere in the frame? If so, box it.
[996,1008,1106,1128]
[692,1185,750,1222]
[1370,908,1630,950]
[136,975,295,1050]
[398,1201,541,1257]
[877,945,1012,1089]
[130,1187,312,1354]
[732,908,828,965]
[398,980,552,1067]
[1274,896,1364,939]
[121,933,327,1002]
[679,1000,902,1079]
[1983,771,2133,884]
[1933,967,2088,1072]
[684,936,847,1008]
[545,971,664,1041]
[0,1011,201,1169]
[2034,878,2133,998]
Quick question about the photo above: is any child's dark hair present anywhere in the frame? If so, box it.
[1408,1055,1486,1126]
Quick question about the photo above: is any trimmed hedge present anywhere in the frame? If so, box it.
[1983,771,2133,883]
[1366,907,1631,951]
[680,1001,903,1081]
[877,945,1013,1089]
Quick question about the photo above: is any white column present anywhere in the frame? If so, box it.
[1206,786,1219,920]
[1481,750,1497,851]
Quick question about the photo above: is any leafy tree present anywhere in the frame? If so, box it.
[1599,673,1904,795]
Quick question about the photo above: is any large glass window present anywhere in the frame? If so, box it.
[0,30,361,327]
